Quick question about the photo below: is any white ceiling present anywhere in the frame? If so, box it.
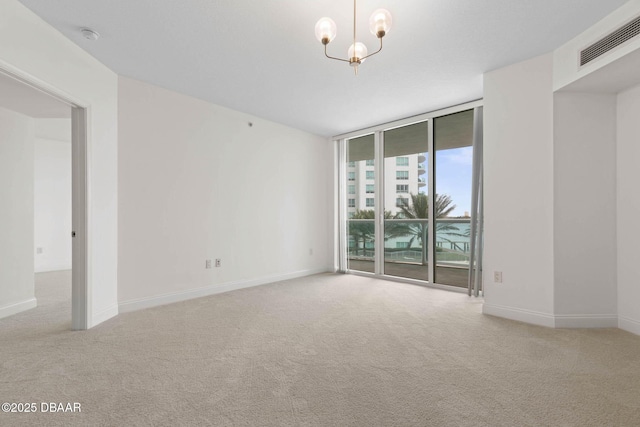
[17,0,629,137]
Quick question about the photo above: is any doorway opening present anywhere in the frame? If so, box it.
[0,69,88,330]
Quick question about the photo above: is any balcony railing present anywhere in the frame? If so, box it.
[347,217,473,287]
[347,218,471,265]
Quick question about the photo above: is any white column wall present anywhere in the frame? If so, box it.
[552,93,618,326]
[0,0,119,327]
[0,107,36,319]
[118,76,333,310]
[482,53,556,326]
[617,83,640,335]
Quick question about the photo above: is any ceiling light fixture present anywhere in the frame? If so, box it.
[315,0,392,75]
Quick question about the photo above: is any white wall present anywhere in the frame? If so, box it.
[34,119,72,273]
[617,83,640,335]
[482,54,556,326]
[484,2,640,333]
[553,93,618,326]
[0,0,119,327]
[0,107,36,319]
[118,77,333,310]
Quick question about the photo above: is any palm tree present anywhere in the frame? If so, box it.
[348,210,375,256]
[349,209,395,256]
[395,193,460,265]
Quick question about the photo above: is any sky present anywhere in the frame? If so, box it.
[434,146,473,217]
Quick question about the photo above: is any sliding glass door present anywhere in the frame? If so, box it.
[434,110,474,287]
[339,102,482,292]
[383,121,429,281]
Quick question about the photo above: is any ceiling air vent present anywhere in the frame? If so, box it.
[580,15,640,66]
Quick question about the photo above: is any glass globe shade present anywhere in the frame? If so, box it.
[369,9,392,37]
[348,42,368,62]
[315,17,337,44]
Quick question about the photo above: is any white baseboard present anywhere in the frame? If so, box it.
[119,268,332,313]
[484,303,620,329]
[483,303,556,328]
[619,316,640,336]
[35,264,72,273]
[554,314,618,328]
[0,297,37,320]
[90,304,119,328]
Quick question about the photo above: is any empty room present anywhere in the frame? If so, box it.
[1,0,640,426]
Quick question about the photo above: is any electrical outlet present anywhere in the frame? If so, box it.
[493,271,503,283]
[36,247,43,254]
[309,248,313,256]
[205,259,212,269]
[215,259,221,267]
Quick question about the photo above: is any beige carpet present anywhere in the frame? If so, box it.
[1,271,639,426]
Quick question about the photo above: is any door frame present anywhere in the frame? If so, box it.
[0,65,90,329]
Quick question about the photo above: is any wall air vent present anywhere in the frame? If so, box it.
[580,15,640,67]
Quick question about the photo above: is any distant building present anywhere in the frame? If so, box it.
[347,153,427,218]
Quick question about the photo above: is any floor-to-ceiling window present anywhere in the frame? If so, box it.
[338,102,482,293]
[346,134,375,273]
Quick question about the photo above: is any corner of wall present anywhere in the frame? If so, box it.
[619,317,640,336]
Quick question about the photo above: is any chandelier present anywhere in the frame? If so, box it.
[315,0,392,75]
